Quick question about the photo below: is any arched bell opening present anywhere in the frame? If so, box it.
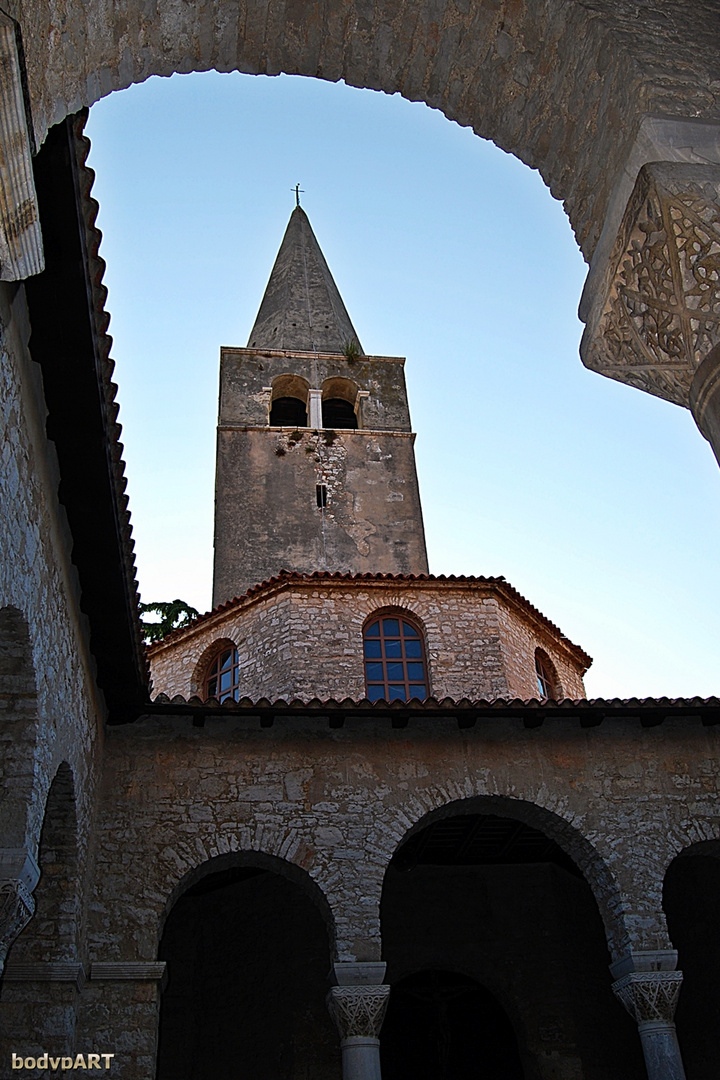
[663,841,720,1079]
[156,854,339,1080]
[380,808,644,1080]
[381,969,523,1080]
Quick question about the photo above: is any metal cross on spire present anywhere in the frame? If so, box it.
[293,183,304,207]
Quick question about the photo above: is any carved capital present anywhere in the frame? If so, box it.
[326,984,390,1040]
[0,878,35,969]
[582,162,720,407]
[612,970,683,1025]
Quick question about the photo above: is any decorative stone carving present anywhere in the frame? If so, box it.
[326,985,391,1040]
[0,14,44,280]
[0,878,35,970]
[612,970,684,1025]
[581,162,720,407]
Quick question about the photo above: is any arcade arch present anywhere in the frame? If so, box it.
[381,799,644,1078]
[156,852,338,1080]
[663,840,720,1080]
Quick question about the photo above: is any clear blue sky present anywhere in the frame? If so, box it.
[85,70,720,700]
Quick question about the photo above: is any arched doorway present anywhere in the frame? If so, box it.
[156,855,339,1080]
[381,969,523,1080]
[663,843,720,1079]
[381,807,644,1079]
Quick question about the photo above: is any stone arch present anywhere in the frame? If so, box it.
[159,849,336,953]
[189,636,239,696]
[0,605,41,852]
[321,376,358,404]
[270,373,310,406]
[156,850,339,1079]
[0,763,80,1060]
[534,646,561,698]
[662,837,720,1078]
[8,761,80,963]
[384,794,630,960]
[21,2,718,263]
[379,795,644,1077]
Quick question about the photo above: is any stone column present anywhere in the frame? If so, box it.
[308,388,323,429]
[610,951,686,1080]
[580,160,720,465]
[690,343,720,466]
[327,963,390,1080]
[0,849,40,975]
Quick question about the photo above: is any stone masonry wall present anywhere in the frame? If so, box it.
[10,1,720,261]
[213,428,428,604]
[0,278,103,939]
[76,711,720,1078]
[149,578,587,703]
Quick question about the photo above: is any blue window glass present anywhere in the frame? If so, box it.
[205,645,240,702]
[363,616,429,702]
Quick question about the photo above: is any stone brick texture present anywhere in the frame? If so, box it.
[75,711,720,1076]
[9,1,720,262]
[0,280,102,867]
[0,281,104,1061]
[213,347,428,602]
[149,575,588,703]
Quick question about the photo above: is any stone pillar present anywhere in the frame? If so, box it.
[690,343,720,466]
[611,951,686,1080]
[308,388,323,429]
[0,849,40,975]
[327,963,390,1080]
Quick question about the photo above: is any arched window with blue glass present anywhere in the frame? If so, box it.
[363,614,429,701]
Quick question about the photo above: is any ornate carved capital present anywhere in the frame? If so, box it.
[326,984,390,1040]
[0,878,35,968]
[612,970,683,1025]
[582,162,720,407]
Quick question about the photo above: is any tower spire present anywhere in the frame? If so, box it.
[247,206,363,355]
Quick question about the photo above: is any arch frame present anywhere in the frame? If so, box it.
[381,793,632,961]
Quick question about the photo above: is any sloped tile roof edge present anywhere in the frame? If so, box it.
[147,570,591,668]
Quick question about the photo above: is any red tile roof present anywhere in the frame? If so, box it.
[143,692,720,729]
[148,569,592,668]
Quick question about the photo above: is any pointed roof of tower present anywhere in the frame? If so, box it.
[247,207,363,354]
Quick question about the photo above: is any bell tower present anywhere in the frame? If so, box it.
[212,205,428,607]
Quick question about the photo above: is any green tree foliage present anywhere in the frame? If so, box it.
[139,599,200,644]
